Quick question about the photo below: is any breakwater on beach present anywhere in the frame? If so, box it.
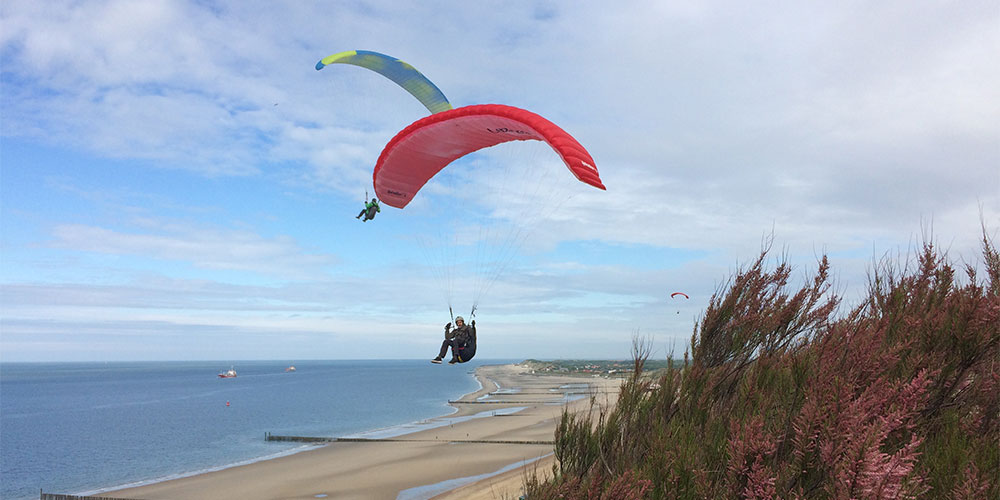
[40,493,137,500]
[264,432,554,445]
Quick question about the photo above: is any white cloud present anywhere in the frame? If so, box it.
[49,222,335,278]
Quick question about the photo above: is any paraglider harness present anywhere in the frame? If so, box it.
[447,305,477,363]
[357,192,380,222]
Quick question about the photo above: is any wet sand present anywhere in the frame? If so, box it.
[111,363,621,500]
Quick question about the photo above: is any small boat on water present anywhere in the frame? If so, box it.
[218,366,237,378]
[285,365,296,372]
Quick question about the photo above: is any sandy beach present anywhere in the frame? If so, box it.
[111,363,621,500]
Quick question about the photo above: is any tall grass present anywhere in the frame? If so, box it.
[528,232,998,499]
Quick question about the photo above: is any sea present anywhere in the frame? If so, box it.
[0,359,516,500]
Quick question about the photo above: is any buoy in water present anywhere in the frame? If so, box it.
[226,401,230,407]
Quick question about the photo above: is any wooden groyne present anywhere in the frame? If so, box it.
[40,492,140,500]
[265,432,336,443]
[488,390,615,395]
[448,400,552,404]
[265,432,552,446]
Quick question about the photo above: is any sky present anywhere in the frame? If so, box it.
[1,1,997,362]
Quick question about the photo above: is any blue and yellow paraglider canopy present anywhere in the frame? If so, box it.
[316,50,453,114]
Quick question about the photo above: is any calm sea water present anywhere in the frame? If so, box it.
[0,359,513,500]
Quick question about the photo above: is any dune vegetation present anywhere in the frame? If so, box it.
[527,232,998,499]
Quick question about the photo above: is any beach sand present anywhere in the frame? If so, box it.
[111,363,621,500]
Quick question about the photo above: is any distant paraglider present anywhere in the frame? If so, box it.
[316,49,454,222]
[671,292,689,314]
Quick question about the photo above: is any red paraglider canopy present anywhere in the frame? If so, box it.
[373,104,605,209]
[670,292,689,299]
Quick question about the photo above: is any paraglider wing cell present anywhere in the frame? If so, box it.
[316,50,453,114]
[373,104,606,209]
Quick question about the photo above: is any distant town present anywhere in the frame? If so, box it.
[520,359,677,377]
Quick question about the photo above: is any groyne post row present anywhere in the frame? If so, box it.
[265,432,553,445]
[41,492,140,500]
[447,400,554,404]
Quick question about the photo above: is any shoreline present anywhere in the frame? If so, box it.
[77,366,491,498]
[107,363,621,500]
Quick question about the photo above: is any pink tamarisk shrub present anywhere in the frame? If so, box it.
[529,230,998,499]
[726,416,778,498]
